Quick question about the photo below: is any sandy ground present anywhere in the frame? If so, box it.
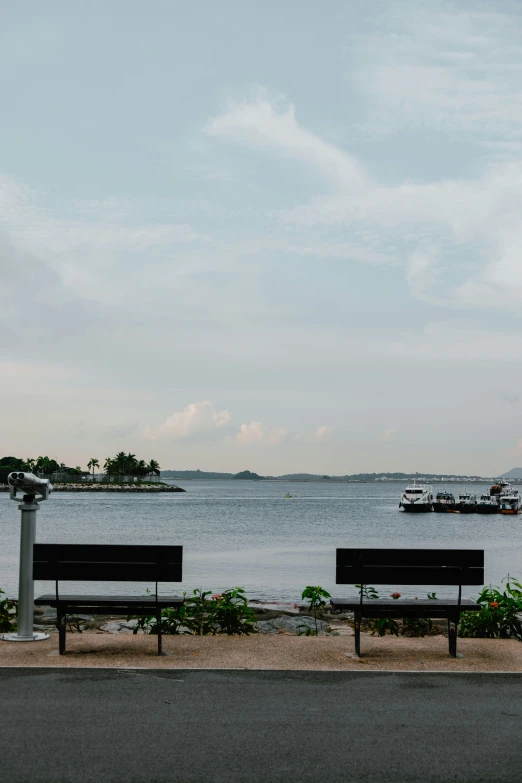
[1,630,521,671]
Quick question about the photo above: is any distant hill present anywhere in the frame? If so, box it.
[501,468,522,479]
[161,469,492,481]
[161,469,234,479]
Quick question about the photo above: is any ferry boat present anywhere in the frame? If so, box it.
[433,490,457,512]
[490,479,511,498]
[499,488,521,515]
[457,489,477,514]
[399,480,433,512]
[476,492,499,514]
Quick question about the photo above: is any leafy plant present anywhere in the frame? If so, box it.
[184,588,216,635]
[0,588,16,632]
[133,603,194,636]
[459,576,522,640]
[301,585,331,635]
[371,617,400,637]
[401,617,433,637]
[210,587,257,635]
[355,584,379,600]
[131,587,257,636]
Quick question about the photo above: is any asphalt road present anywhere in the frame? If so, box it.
[1,668,522,783]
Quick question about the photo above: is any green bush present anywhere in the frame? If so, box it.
[459,577,522,640]
[131,587,257,636]
[300,585,331,635]
[0,588,16,632]
[210,587,257,635]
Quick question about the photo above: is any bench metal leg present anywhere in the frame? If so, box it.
[448,619,457,658]
[58,612,66,655]
[354,611,361,657]
[157,609,163,656]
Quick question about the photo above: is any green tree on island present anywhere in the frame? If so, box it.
[101,453,160,480]
[87,458,100,477]
[148,459,160,477]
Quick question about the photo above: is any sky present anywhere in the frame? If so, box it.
[1,0,522,476]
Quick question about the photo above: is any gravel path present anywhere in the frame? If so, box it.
[1,631,521,670]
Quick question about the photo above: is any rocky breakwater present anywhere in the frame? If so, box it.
[0,483,185,493]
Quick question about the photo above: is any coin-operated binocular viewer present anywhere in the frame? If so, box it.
[1,472,53,642]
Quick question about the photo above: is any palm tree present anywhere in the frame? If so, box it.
[103,457,113,476]
[148,459,160,477]
[36,456,52,475]
[125,453,137,476]
[114,451,127,475]
[24,458,36,471]
[136,460,148,480]
[87,458,100,478]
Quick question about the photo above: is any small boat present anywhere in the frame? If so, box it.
[476,492,498,514]
[284,493,292,499]
[399,480,433,512]
[457,489,477,514]
[433,490,457,513]
[499,488,520,515]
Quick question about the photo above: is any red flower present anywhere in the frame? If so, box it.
[391,592,401,600]
[211,594,223,601]
[489,601,499,609]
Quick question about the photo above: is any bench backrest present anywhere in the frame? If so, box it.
[336,548,484,586]
[33,544,183,583]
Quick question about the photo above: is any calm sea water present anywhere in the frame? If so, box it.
[1,480,520,601]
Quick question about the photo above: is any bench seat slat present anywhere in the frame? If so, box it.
[34,544,182,562]
[331,599,480,608]
[336,548,484,568]
[35,594,183,609]
[336,565,484,585]
[34,562,182,581]
[331,598,480,618]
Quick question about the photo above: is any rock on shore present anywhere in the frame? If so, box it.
[0,483,185,493]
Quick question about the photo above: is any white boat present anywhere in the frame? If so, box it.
[457,489,477,513]
[433,490,457,513]
[476,492,498,514]
[399,480,433,513]
[499,487,520,515]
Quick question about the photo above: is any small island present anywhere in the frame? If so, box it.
[232,470,264,480]
[0,453,185,492]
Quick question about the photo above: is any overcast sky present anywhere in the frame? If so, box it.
[1,0,522,476]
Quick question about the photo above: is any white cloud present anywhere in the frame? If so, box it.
[315,426,335,441]
[267,426,287,445]
[235,423,287,445]
[405,249,438,301]
[236,422,264,445]
[377,426,397,442]
[349,4,522,142]
[209,97,522,311]
[206,95,368,191]
[145,401,231,440]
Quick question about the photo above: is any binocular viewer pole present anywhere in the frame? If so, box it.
[1,474,52,643]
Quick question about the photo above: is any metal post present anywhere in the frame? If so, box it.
[1,479,51,643]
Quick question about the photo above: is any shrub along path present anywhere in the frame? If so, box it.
[0,631,521,671]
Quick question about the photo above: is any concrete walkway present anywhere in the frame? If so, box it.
[1,668,521,782]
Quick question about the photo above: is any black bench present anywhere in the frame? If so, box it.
[34,544,183,655]
[330,548,484,658]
